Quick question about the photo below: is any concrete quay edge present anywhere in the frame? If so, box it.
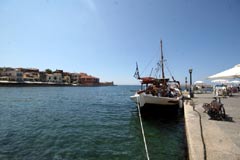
[184,93,240,160]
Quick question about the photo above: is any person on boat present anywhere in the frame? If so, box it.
[158,84,168,97]
[170,85,182,97]
[168,87,175,97]
[145,85,153,94]
[142,85,159,96]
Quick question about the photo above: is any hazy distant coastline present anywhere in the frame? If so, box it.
[0,81,114,87]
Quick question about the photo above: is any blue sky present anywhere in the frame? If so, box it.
[1,0,240,85]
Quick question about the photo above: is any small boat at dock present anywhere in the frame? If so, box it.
[130,40,183,110]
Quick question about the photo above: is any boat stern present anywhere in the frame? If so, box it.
[130,93,139,103]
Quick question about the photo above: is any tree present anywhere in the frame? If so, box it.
[45,69,52,74]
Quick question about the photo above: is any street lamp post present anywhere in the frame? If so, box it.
[189,69,193,98]
[185,77,188,91]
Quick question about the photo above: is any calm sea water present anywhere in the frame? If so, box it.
[0,86,186,160]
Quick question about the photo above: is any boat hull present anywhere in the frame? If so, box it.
[130,93,181,108]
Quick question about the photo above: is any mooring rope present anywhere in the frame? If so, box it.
[137,102,150,160]
[192,101,207,160]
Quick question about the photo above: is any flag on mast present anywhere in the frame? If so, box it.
[133,62,140,79]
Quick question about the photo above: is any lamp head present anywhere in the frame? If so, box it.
[189,69,192,73]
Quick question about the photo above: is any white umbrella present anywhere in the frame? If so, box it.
[194,80,204,84]
[211,79,229,84]
[230,80,240,84]
[208,64,240,79]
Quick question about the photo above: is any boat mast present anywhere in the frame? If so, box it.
[160,40,165,79]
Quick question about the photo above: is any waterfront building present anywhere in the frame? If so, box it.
[0,66,110,86]
[15,69,23,82]
[70,73,80,84]
[22,72,38,81]
[79,73,99,85]
[39,71,47,82]
[46,73,62,83]
[0,67,23,81]
[0,67,13,81]
[45,70,64,83]
[18,68,40,81]
[63,72,71,84]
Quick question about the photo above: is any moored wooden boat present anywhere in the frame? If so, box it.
[130,40,183,109]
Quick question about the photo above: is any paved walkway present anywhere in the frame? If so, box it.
[184,93,240,160]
